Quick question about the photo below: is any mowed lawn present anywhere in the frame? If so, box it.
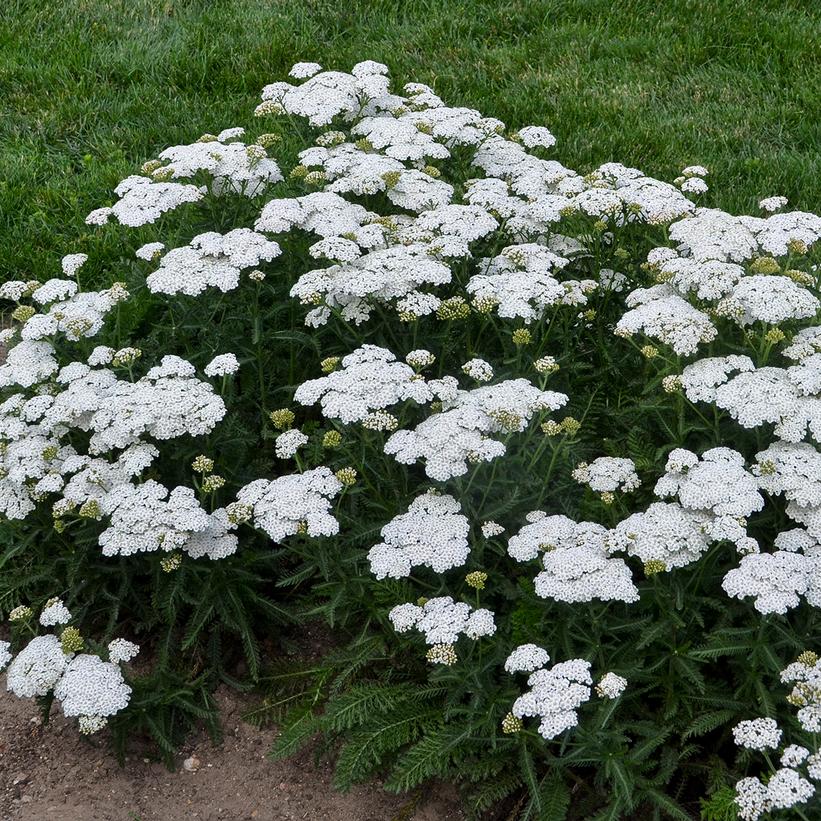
[1,0,819,281]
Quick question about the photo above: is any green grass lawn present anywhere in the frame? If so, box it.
[2,0,819,282]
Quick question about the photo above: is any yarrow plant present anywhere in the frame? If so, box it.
[1,599,137,735]
[2,59,821,819]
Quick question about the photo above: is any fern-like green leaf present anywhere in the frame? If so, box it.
[384,724,468,793]
[334,708,433,791]
[643,788,694,821]
[268,704,322,760]
[540,770,570,821]
[682,710,738,741]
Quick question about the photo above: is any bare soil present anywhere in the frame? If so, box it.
[0,684,464,821]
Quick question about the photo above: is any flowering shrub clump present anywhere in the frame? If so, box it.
[2,60,821,818]
[1,600,137,734]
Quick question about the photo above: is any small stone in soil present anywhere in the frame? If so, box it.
[183,755,201,772]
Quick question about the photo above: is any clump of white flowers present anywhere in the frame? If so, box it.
[204,353,240,377]
[722,549,815,615]
[275,429,309,459]
[39,597,72,627]
[86,176,204,227]
[237,467,342,541]
[466,244,594,322]
[6,56,821,814]
[504,644,551,674]
[461,358,494,382]
[608,502,712,571]
[294,344,452,422]
[367,491,470,578]
[655,447,762,554]
[507,513,639,603]
[732,654,821,820]
[147,230,281,297]
[2,600,138,735]
[388,596,496,650]
[571,456,640,499]
[595,672,627,699]
[384,379,567,480]
[733,718,783,751]
[506,650,594,740]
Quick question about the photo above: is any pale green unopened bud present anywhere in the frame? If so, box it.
[11,305,35,323]
[335,467,357,487]
[9,605,33,622]
[269,408,295,430]
[256,133,281,148]
[502,713,523,734]
[161,553,182,573]
[323,431,342,448]
[749,256,780,275]
[60,627,84,654]
[560,417,581,436]
[426,644,458,665]
[79,499,101,520]
[512,328,532,346]
[141,159,163,174]
[192,455,214,474]
[644,559,666,576]
[436,297,470,321]
[202,475,225,493]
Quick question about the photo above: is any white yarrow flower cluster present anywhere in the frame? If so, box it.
[572,457,640,495]
[294,345,451,423]
[596,672,628,699]
[86,175,204,227]
[388,596,496,644]
[504,644,551,674]
[732,656,821,820]
[466,244,590,323]
[733,718,783,751]
[507,654,594,740]
[368,492,470,578]
[655,447,763,553]
[39,598,72,627]
[237,467,342,541]
[385,379,567,480]
[507,514,639,603]
[608,502,712,570]
[275,429,309,459]
[3,603,139,735]
[204,353,240,377]
[154,137,283,197]
[461,358,494,382]
[615,284,717,355]
[147,229,281,296]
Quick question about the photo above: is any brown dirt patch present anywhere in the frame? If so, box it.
[0,684,464,821]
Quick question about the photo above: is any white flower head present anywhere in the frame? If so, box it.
[61,254,88,278]
[275,429,309,459]
[368,492,470,579]
[107,639,140,665]
[39,598,72,627]
[596,672,627,699]
[289,62,323,79]
[204,353,240,377]
[759,196,788,213]
[504,644,550,674]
